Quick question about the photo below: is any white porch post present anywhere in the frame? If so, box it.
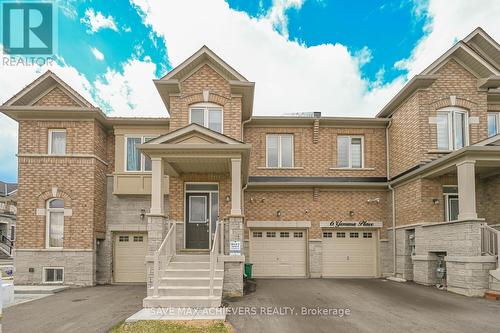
[457,160,477,220]
[231,158,242,216]
[150,157,164,215]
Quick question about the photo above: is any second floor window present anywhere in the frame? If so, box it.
[48,129,66,155]
[337,136,363,168]
[126,136,155,172]
[488,112,500,137]
[266,134,293,168]
[189,104,223,133]
[436,108,468,150]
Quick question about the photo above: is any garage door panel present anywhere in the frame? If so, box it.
[114,233,148,283]
[322,230,377,277]
[250,230,306,278]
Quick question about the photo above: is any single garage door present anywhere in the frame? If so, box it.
[249,230,306,277]
[114,232,148,283]
[322,230,377,277]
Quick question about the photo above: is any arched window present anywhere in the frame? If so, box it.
[46,199,64,248]
[436,107,468,150]
[189,103,223,133]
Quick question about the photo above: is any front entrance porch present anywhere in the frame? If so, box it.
[391,145,500,296]
[137,124,250,308]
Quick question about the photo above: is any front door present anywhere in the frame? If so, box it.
[186,193,210,249]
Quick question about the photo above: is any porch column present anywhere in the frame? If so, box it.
[150,157,164,215]
[231,158,242,216]
[457,160,477,220]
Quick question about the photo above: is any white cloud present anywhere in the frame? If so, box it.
[131,0,402,117]
[265,0,305,38]
[81,8,119,33]
[93,57,166,117]
[395,0,500,78]
[91,47,105,61]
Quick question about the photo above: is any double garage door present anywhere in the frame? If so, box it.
[249,228,377,278]
[113,232,148,283]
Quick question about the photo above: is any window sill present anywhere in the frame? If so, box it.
[329,167,375,171]
[427,150,453,154]
[257,167,304,170]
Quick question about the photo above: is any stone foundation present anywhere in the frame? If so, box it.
[445,257,496,296]
[221,256,244,297]
[379,239,393,277]
[14,249,95,286]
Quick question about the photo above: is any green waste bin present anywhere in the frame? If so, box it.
[244,263,253,279]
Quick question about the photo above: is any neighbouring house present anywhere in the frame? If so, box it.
[1,27,499,308]
[0,181,17,259]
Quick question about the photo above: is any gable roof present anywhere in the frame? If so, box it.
[147,123,244,145]
[154,46,255,121]
[377,27,500,118]
[2,71,95,108]
[161,45,248,82]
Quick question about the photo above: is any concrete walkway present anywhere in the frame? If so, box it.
[3,284,145,333]
[226,279,500,333]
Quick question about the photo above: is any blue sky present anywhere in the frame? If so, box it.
[1,0,500,183]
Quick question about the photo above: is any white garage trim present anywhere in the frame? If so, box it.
[247,221,311,228]
[113,232,148,283]
[321,229,379,278]
[249,228,308,278]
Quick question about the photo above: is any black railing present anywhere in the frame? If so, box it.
[0,235,14,255]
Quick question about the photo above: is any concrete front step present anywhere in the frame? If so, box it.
[160,276,223,287]
[163,268,224,278]
[171,254,210,262]
[490,282,500,292]
[143,295,221,308]
[149,286,223,297]
[169,261,211,269]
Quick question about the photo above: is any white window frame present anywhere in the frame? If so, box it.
[48,129,67,155]
[46,199,64,249]
[188,103,224,133]
[436,107,469,150]
[266,134,294,168]
[336,135,364,168]
[443,186,459,222]
[124,135,156,172]
[487,112,500,137]
[43,267,64,284]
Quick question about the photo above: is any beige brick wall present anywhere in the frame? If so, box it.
[389,59,489,179]
[244,126,387,177]
[16,119,109,249]
[168,64,242,140]
[33,87,80,107]
[478,174,500,225]
[244,189,389,239]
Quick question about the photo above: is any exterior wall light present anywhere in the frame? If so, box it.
[225,195,231,203]
[277,210,282,217]
[140,209,146,219]
[305,209,310,215]
[349,210,355,217]
[432,198,440,205]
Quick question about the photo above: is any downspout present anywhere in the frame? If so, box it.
[386,119,396,276]
[240,117,252,214]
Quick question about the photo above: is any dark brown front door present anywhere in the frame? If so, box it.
[186,193,210,249]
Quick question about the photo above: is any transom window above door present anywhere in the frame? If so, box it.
[436,107,468,150]
[266,134,294,168]
[189,103,223,133]
[125,136,156,172]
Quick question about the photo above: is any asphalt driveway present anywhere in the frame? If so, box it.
[3,284,145,333]
[226,279,500,333]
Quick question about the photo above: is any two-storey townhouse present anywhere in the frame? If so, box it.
[1,27,500,308]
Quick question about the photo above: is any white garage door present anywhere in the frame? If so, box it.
[114,232,148,283]
[322,230,377,277]
[250,230,306,277]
